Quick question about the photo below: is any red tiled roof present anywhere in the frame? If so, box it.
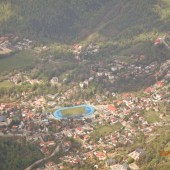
[66,141,71,146]
[77,127,82,131]
[156,81,164,87]
[108,105,117,111]
[96,152,105,157]
[155,38,162,45]
[122,93,135,99]
[117,101,123,105]
[26,113,34,118]
[154,72,159,77]
[144,87,154,93]
[86,152,93,157]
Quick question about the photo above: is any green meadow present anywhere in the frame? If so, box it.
[0,50,36,73]
[0,80,14,88]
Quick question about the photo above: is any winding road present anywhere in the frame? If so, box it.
[25,141,63,170]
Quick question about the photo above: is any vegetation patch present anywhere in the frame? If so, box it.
[143,110,160,123]
[0,2,14,23]
[91,123,122,140]
[146,135,156,144]
[0,140,43,170]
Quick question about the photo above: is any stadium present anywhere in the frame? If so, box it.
[53,105,95,119]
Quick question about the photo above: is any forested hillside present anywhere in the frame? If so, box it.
[0,0,109,42]
[0,0,169,45]
[0,140,42,170]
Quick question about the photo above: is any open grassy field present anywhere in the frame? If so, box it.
[146,135,156,144]
[143,110,160,123]
[61,106,85,116]
[90,122,122,140]
[164,141,170,151]
[0,50,36,73]
[0,80,14,88]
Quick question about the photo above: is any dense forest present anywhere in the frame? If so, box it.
[0,0,109,42]
[0,0,169,44]
[0,139,42,170]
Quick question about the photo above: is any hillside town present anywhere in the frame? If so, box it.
[0,33,169,170]
[0,57,169,169]
[0,35,170,170]
[0,1,170,170]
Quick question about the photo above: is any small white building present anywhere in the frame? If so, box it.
[50,77,58,85]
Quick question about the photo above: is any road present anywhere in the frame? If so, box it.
[25,141,63,170]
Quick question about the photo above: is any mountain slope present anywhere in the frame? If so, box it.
[0,0,110,42]
[0,0,169,43]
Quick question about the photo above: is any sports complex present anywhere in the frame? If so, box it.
[53,105,95,119]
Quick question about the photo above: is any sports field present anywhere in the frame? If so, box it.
[61,107,85,116]
[53,105,95,119]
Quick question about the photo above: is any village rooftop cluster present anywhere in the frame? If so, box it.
[0,73,169,169]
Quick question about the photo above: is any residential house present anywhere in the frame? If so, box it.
[128,148,145,160]
[0,116,8,127]
[51,77,59,85]
[97,72,104,77]
[105,158,116,167]
[94,152,106,160]
[110,163,128,170]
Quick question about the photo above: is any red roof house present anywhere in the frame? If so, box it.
[108,105,117,112]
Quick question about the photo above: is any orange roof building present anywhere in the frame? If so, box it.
[108,105,117,112]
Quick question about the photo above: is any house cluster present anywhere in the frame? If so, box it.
[73,43,99,61]
[0,100,48,135]
[128,148,145,161]
[90,59,126,82]
[82,44,100,57]
[0,36,13,54]
[8,72,42,85]
[21,96,46,111]
[39,140,56,155]
[155,59,170,81]
[89,59,159,84]
[45,79,168,169]
[13,38,34,51]
[0,103,16,128]
[107,162,129,170]
[0,55,169,170]
[46,86,85,108]
[0,35,34,54]
[79,78,93,89]
[125,61,158,79]
[46,59,169,103]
